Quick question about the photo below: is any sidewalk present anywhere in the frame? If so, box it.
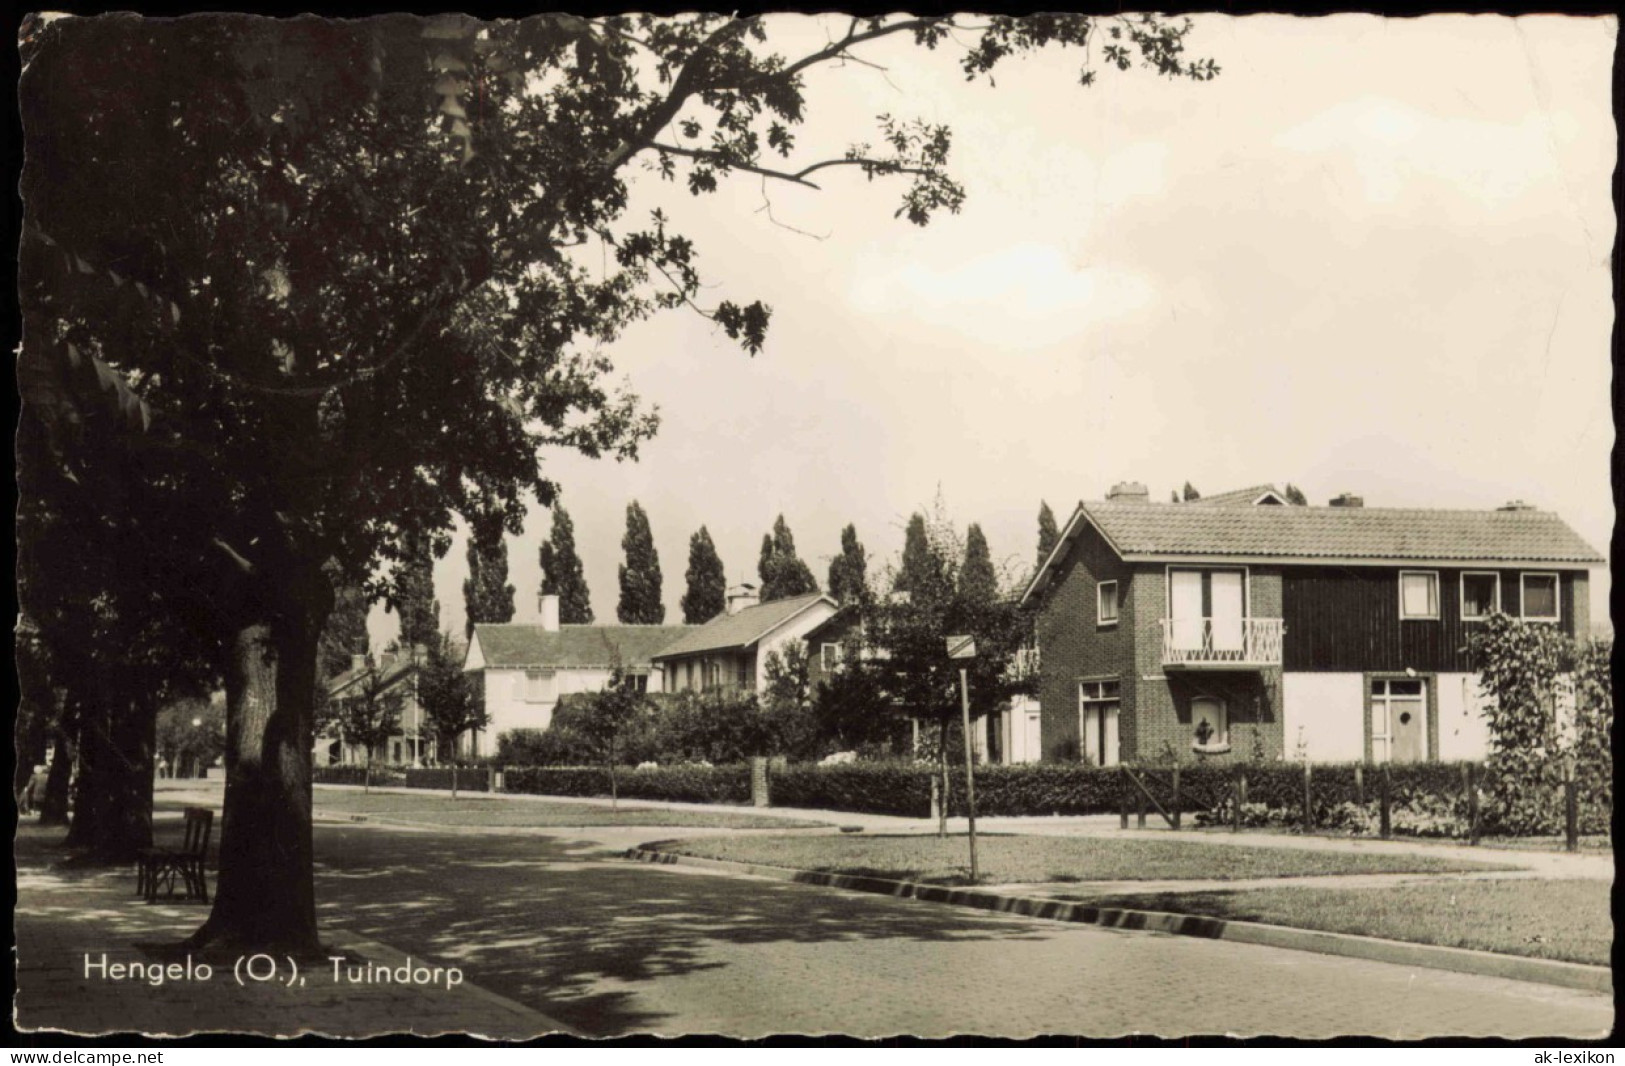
[13,825,574,1039]
[307,781,1614,881]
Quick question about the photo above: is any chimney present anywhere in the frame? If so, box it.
[1105,481,1149,503]
[350,653,366,673]
[539,593,561,632]
[1498,500,1535,512]
[1329,493,1364,508]
[726,584,760,616]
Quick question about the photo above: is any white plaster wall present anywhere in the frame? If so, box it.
[1436,672,1492,761]
[754,600,838,692]
[1282,673,1365,762]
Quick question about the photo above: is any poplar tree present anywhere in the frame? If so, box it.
[540,506,594,625]
[827,524,871,606]
[758,515,819,602]
[681,526,727,624]
[463,519,516,638]
[618,501,665,624]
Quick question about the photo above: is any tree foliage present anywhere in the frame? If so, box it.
[418,631,487,761]
[334,664,405,765]
[1466,612,1611,833]
[1182,482,1201,502]
[827,523,871,607]
[618,501,665,624]
[758,515,820,602]
[463,520,515,639]
[392,531,440,651]
[319,586,371,680]
[1035,501,1060,575]
[680,526,728,624]
[959,523,999,607]
[540,505,594,625]
[1282,483,1308,506]
[18,10,1215,951]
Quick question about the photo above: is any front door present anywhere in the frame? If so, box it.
[1372,678,1427,763]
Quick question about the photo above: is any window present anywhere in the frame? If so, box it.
[736,657,751,689]
[1077,680,1121,767]
[1521,573,1559,622]
[821,643,842,671]
[524,669,556,703]
[705,660,723,690]
[1460,572,1501,621]
[1399,571,1439,619]
[1097,581,1120,625]
[1190,696,1228,750]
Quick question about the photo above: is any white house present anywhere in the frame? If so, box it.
[462,593,692,755]
[653,587,838,695]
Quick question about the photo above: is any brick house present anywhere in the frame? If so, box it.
[654,587,838,695]
[319,648,428,767]
[1020,482,1603,766]
[463,593,691,754]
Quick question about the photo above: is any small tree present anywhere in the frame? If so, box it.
[418,632,487,763]
[579,670,646,808]
[336,665,404,788]
[1182,482,1201,502]
[1282,483,1308,506]
[761,644,820,759]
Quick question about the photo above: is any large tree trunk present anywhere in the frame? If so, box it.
[38,721,75,827]
[89,697,157,861]
[188,616,322,955]
[63,690,107,851]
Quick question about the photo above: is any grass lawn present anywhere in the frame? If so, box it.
[312,790,828,830]
[1058,880,1613,966]
[657,833,1517,885]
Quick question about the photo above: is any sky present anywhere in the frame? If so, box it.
[373,13,1617,645]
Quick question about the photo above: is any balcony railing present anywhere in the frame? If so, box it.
[1160,617,1284,668]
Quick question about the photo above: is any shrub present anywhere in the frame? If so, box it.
[405,767,491,792]
[313,765,406,787]
[770,763,934,817]
[501,763,752,804]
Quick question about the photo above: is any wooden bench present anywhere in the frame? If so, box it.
[137,807,213,903]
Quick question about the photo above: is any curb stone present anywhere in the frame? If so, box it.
[625,846,1612,995]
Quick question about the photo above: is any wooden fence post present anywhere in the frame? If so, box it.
[1136,768,1147,829]
[1232,767,1243,833]
[1564,759,1579,853]
[1379,763,1391,840]
[1354,763,1364,806]
[1171,765,1181,830]
[1464,763,1480,846]
[1117,765,1128,830]
[1301,761,1314,832]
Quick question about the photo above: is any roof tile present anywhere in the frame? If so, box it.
[472,625,694,670]
[653,593,832,659]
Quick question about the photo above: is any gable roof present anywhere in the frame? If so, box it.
[1023,498,1603,605]
[469,624,693,671]
[327,653,420,700]
[652,593,834,660]
[1183,484,1287,506]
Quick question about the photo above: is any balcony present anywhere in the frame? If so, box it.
[1160,617,1284,670]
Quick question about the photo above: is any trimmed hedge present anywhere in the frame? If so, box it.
[502,764,752,805]
[770,764,934,817]
[404,767,491,792]
[312,765,407,787]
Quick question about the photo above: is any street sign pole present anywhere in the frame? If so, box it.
[959,666,979,884]
[946,636,979,883]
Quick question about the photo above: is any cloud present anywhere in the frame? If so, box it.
[848,241,1155,348]
[1275,96,1553,207]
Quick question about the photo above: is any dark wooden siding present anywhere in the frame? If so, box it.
[1282,566,1588,673]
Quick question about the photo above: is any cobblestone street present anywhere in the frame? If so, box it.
[16,811,1613,1040]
